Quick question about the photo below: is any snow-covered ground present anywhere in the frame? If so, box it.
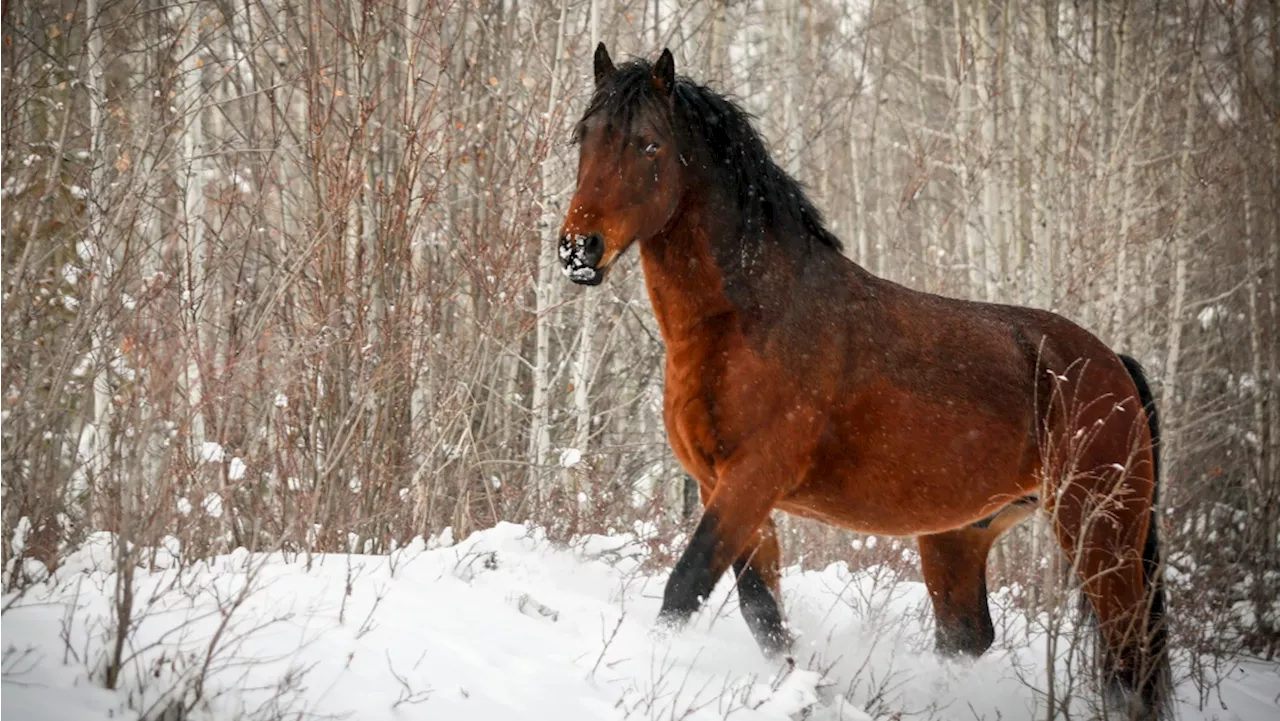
[3,523,1277,720]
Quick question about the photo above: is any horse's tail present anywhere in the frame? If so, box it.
[1117,353,1170,716]
[1119,354,1161,488]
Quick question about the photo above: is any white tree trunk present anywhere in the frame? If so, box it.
[1268,0,1280,503]
[977,1,1001,301]
[851,118,869,266]
[1107,7,1134,348]
[404,0,442,531]
[1030,2,1056,309]
[952,0,983,298]
[1111,151,1137,349]
[1158,48,1202,456]
[178,3,209,453]
[1054,8,1076,319]
[708,0,729,83]
[907,2,938,282]
[1233,7,1271,549]
[529,0,570,503]
[1008,17,1027,298]
[1268,232,1279,548]
[566,0,606,504]
[85,0,111,526]
[763,0,797,175]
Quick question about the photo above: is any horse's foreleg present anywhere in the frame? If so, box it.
[658,471,780,630]
[918,526,998,657]
[732,518,792,657]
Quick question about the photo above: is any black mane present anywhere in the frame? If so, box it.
[579,59,843,253]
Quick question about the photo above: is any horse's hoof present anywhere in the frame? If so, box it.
[654,609,690,635]
[776,653,797,673]
[934,624,993,659]
[759,629,796,661]
[1103,674,1163,721]
[934,642,983,660]
[648,624,673,643]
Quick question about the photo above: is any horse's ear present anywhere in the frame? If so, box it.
[652,48,675,97]
[594,43,615,88]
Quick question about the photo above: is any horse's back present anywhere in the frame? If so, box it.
[865,277,1135,414]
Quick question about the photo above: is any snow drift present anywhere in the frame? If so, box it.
[3,523,1275,720]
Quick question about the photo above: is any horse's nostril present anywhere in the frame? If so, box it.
[582,233,605,265]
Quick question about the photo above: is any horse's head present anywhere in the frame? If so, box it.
[559,44,685,286]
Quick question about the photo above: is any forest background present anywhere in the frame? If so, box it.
[3,0,1277,671]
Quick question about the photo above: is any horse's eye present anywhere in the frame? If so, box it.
[643,142,660,158]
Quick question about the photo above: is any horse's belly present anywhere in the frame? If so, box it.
[777,481,1023,536]
[784,418,1038,536]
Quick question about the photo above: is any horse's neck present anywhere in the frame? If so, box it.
[638,203,740,347]
[640,194,876,352]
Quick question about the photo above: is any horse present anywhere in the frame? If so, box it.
[558,44,1169,718]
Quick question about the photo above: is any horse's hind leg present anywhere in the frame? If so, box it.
[732,517,792,657]
[1050,470,1156,713]
[918,526,999,657]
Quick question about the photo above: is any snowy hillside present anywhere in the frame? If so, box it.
[3,523,1277,721]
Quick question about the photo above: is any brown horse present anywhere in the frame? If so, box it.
[559,45,1169,718]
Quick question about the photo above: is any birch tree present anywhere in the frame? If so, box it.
[530,0,571,504]
[1158,13,1203,479]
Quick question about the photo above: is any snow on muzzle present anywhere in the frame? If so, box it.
[558,232,606,285]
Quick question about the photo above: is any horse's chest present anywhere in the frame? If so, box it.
[662,363,720,482]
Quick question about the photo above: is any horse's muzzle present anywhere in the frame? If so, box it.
[558,232,606,285]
